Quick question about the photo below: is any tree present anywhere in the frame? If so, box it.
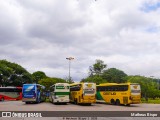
[0,60,33,87]
[102,68,127,83]
[81,75,106,85]
[65,77,74,84]
[126,75,160,100]
[38,77,66,90]
[89,59,107,76]
[32,71,47,83]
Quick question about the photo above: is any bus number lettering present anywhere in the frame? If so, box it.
[103,92,116,95]
[111,92,116,95]
[103,92,109,95]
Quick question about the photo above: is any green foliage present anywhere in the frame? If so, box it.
[126,75,160,100]
[83,68,127,84]
[141,98,160,104]
[81,75,106,85]
[83,60,127,84]
[38,77,67,90]
[65,77,74,84]
[102,68,127,83]
[32,71,47,83]
[89,59,107,76]
[0,60,33,87]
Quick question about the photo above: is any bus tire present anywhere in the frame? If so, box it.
[74,99,78,105]
[38,98,41,103]
[116,99,120,105]
[25,102,29,104]
[87,103,91,106]
[1,97,4,101]
[110,99,115,105]
[51,98,54,103]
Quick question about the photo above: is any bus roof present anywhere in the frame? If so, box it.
[55,83,69,85]
[70,82,95,86]
[98,83,139,86]
[50,83,69,88]
[23,84,45,88]
[0,87,17,89]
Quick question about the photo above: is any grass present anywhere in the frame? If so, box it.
[141,98,160,104]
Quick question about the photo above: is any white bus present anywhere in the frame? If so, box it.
[49,83,70,104]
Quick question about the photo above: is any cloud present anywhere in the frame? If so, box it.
[0,0,160,81]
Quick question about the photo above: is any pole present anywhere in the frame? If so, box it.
[69,59,71,81]
[66,57,74,83]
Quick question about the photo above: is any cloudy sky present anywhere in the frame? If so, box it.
[0,0,160,81]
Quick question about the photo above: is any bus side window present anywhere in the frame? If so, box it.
[114,86,118,91]
[0,88,4,92]
[124,86,128,91]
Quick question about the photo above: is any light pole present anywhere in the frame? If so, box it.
[66,57,74,83]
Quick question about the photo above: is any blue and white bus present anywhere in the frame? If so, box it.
[22,84,46,104]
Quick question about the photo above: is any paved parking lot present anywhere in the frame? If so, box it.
[0,101,160,111]
[0,101,160,120]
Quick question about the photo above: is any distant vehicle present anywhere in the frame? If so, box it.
[96,83,141,106]
[49,83,70,104]
[45,90,50,98]
[0,87,22,101]
[22,84,46,104]
[70,82,96,105]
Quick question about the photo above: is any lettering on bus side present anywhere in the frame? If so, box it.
[103,92,116,95]
[121,93,127,95]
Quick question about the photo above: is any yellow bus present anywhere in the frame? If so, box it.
[70,82,96,105]
[96,83,141,106]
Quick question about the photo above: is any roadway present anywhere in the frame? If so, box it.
[0,101,160,120]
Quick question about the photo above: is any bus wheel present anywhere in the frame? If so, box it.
[87,103,91,106]
[116,99,120,105]
[110,99,115,105]
[1,97,4,101]
[52,98,54,103]
[36,97,41,103]
[74,99,78,105]
[25,102,29,104]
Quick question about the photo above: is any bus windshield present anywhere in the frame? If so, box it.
[83,83,96,95]
[130,84,141,95]
[23,85,36,97]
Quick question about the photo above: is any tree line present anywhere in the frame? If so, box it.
[0,59,160,100]
[81,59,160,100]
[0,60,67,90]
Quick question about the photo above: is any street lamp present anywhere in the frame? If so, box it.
[66,57,74,83]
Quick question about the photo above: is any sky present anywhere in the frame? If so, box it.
[0,0,160,81]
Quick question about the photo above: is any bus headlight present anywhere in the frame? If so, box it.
[55,96,59,99]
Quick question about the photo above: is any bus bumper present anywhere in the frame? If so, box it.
[54,99,69,103]
[81,99,96,103]
[22,98,36,102]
